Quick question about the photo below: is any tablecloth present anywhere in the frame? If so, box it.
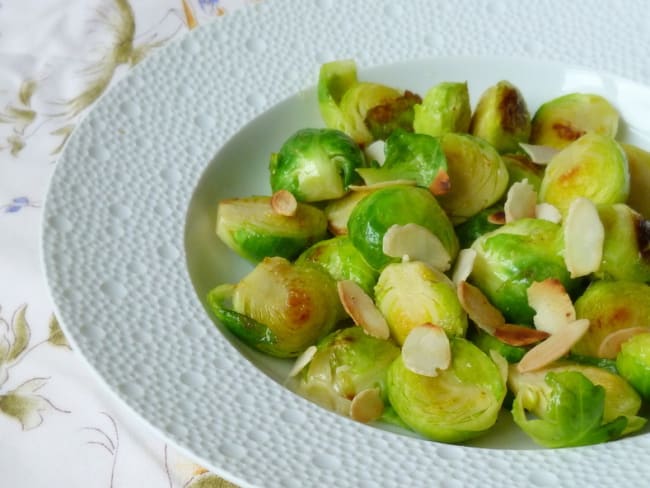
[0,1,252,486]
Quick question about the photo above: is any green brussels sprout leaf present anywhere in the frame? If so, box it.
[413,81,471,137]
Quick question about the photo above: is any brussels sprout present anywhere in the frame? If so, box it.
[294,326,399,415]
[621,143,650,218]
[616,333,650,400]
[374,261,467,345]
[269,128,366,202]
[347,185,459,271]
[470,327,526,363]
[216,196,328,262]
[509,362,645,447]
[296,235,379,296]
[572,281,650,357]
[596,204,650,282]
[355,130,447,189]
[470,218,583,324]
[538,132,629,215]
[206,257,344,358]
[566,353,618,375]
[469,81,531,154]
[386,337,506,443]
[413,81,471,137]
[530,93,619,149]
[501,154,543,193]
[437,133,509,224]
[364,90,422,141]
[454,204,504,249]
[317,59,359,135]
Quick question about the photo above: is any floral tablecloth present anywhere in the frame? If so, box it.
[0,1,252,486]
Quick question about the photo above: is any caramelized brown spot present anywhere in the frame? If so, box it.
[499,87,528,133]
[611,307,631,324]
[429,169,451,195]
[552,122,585,142]
[557,165,582,186]
[635,216,650,260]
[287,287,312,326]
[487,211,506,225]
[494,324,550,346]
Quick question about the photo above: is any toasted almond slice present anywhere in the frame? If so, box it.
[489,350,509,385]
[429,169,451,196]
[325,191,368,235]
[288,345,318,378]
[517,318,590,373]
[349,387,384,423]
[598,327,650,359]
[504,179,537,223]
[364,140,386,166]
[487,210,506,225]
[527,279,576,335]
[383,223,451,272]
[563,197,605,278]
[271,189,298,216]
[494,323,550,346]
[349,179,417,192]
[337,280,390,340]
[401,323,451,377]
[451,248,477,286]
[456,281,505,335]
[535,202,562,223]
[519,143,559,165]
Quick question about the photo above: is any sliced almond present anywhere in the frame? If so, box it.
[337,280,390,340]
[535,202,562,223]
[288,345,318,378]
[364,140,386,166]
[382,223,451,272]
[349,387,384,423]
[429,169,451,196]
[487,210,506,225]
[563,197,604,278]
[526,279,575,335]
[401,323,451,377]
[270,189,298,216]
[348,179,416,192]
[494,323,550,346]
[451,248,477,286]
[489,350,509,385]
[456,281,505,335]
[516,318,590,373]
[598,327,650,359]
[519,143,559,165]
[504,179,537,223]
[325,191,368,235]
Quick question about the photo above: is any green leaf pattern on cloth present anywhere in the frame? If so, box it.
[0,377,68,430]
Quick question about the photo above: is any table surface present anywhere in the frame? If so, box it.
[0,1,247,486]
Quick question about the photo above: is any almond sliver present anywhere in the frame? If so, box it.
[401,323,451,377]
[487,210,506,225]
[349,387,384,423]
[535,203,562,223]
[429,169,451,196]
[563,197,604,278]
[383,223,451,272]
[494,324,550,346]
[451,248,477,286]
[271,189,298,216]
[598,327,650,359]
[504,179,537,223]
[288,345,317,377]
[364,140,386,166]
[516,318,590,373]
[527,279,576,335]
[519,143,559,164]
[337,280,390,340]
[456,281,505,335]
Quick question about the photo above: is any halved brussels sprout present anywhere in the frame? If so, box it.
[374,261,467,345]
[216,196,328,262]
[596,204,650,282]
[364,90,422,140]
[621,142,650,218]
[206,257,344,358]
[469,80,531,154]
[355,130,447,189]
[296,235,379,296]
[538,132,629,215]
[454,204,504,249]
[501,154,543,193]
[470,218,582,325]
[509,361,645,447]
[269,128,365,202]
[317,59,359,135]
[293,326,399,415]
[530,93,619,149]
[413,81,471,137]
[616,332,650,400]
[437,132,509,224]
[347,185,458,271]
[386,337,506,443]
[572,281,650,358]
